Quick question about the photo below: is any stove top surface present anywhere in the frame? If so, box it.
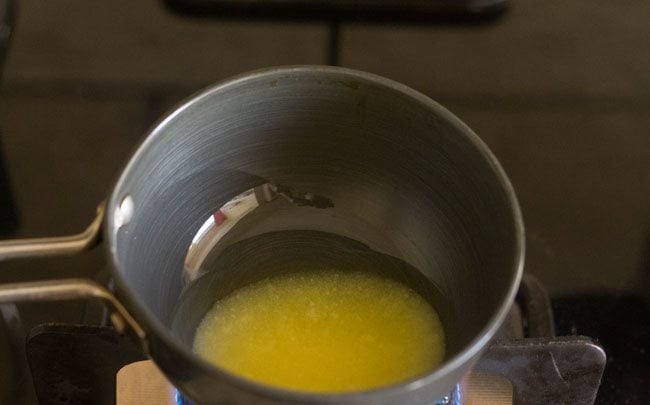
[16,276,614,405]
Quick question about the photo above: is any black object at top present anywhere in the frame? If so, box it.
[163,0,510,23]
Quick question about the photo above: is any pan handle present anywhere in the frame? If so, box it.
[0,202,148,352]
[0,278,147,350]
[0,202,105,261]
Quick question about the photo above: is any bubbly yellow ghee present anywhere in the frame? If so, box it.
[193,271,445,392]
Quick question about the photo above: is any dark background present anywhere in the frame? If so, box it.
[0,0,648,403]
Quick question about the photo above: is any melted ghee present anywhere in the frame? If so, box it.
[193,271,445,392]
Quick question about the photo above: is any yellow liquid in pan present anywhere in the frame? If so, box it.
[193,271,445,392]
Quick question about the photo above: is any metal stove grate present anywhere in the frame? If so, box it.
[25,276,605,405]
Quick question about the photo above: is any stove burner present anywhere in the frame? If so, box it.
[25,276,605,404]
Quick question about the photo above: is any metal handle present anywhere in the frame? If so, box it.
[0,202,148,352]
[0,278,147,352]
[0,202,106,261]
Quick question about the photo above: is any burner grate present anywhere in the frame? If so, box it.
[26,276,605,405]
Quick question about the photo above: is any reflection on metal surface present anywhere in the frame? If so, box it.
[114,195,134,229]
[184,183,334,283]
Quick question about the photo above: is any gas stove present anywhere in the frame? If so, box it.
[15,275,605,405]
